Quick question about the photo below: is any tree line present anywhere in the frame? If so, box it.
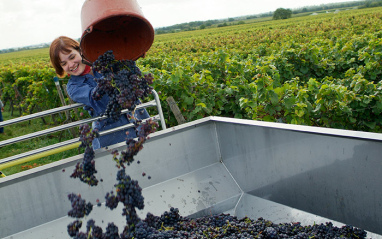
[155,0,381,34]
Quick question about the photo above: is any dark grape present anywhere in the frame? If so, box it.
[113,119,158,168]
[105,192,118,210]
[159,207,181,227]
[67,220,82,237]
[127,211,368,239]
[67,193,93,219]
[105,223,120,239]
[91,50,153,121]
[67,51,159,238]
[70,124,99,186]
[73,232,88,239]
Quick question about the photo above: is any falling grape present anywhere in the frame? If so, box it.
[91,50,154,121]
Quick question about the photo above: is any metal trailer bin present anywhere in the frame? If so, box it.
[0,116,381,238]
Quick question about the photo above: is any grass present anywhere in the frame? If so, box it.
[0,48,49,64]
[0,104,81,176]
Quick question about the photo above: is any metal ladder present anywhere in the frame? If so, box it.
[0,90,166,176]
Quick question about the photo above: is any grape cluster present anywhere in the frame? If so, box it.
[92,50,115,75]
[105,192,119,210]
[159,207,181,227]
[67,220,82,237]
[105,223,120,239]
[105,169,144,234]
[67,193,93,219]
[136,118,158,139]
[131,221,156,238]
[92,78,114,101]
[208,213,234,228]
[91,50,154,121]
[68,219,119,239]
[70,124,99,186]
[112,119,159,168]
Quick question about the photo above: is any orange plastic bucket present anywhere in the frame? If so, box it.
[80,0,154,63]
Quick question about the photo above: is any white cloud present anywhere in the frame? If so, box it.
[0,0,84,49]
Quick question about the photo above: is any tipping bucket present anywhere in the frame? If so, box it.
[80,0,154,63]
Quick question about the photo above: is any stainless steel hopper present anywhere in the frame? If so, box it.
[1,116,381,238]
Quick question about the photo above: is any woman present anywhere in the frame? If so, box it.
[49,36,150,150]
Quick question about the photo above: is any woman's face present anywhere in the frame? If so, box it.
[59,48,86,76]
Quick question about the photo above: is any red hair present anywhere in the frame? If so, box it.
[49,36,80,77]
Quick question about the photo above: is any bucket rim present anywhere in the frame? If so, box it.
[79,13,155,63]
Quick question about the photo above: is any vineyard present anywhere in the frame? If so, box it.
[139,7,382,131]
[1,6,382,239]
[1,7,382,161]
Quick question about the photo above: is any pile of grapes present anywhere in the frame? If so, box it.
[67,207,367,238]
[67,51,369,239]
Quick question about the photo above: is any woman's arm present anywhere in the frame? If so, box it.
[66,78,108,117]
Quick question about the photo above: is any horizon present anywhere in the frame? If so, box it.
[0,0,362,51]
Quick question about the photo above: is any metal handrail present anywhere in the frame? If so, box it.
[0,89,166,169]
[0,90,166,129]
[0,101,156,147]
[0,115,161,170]
[0,103,84,127]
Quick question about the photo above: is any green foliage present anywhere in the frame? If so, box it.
[1,7,382,133]
[140,7,382,132]
[0,61,71,118]
[273,8,293,20]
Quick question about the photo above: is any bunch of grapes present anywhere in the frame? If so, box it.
[67,51,160,238]
[105,191,119,210]
[93,168,145,238]
[70,124,99,186]
[91,50,154,121]
[136,118,158,139]
[67,220,82,237]
[104,223,120,239]
[111,169,144,222]
[158,207,181,228]
[67,169,145,238]
[84,220,104,239]
[91,50,115,76]
[68,219,115,239]
[112,119,159,168]
[67,193,93,219]
[92,77,114,101]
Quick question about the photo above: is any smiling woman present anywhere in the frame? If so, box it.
[49,36,151,150]
[58,50,88,76]
[49,36,85,77]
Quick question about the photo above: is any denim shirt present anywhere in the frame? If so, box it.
[67,71,150,150]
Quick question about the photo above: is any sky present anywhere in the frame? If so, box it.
[0,0,353,50]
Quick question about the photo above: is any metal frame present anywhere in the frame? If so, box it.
[0,89,166,169]
[1,116,381,238]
